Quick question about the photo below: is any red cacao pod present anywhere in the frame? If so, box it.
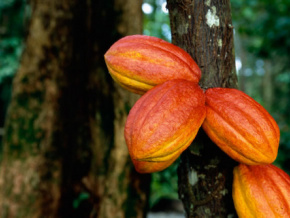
[202,88,280,165]
[104,35,201,94]
[233,164,290,218]
[125,79,206,173]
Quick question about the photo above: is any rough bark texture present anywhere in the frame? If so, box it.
[0,0,150,217]
[167,0,238,217]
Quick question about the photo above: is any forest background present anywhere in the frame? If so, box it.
[0,0,289,213]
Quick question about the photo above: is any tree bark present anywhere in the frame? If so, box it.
[167,0,238,217]
[0,0,150,217]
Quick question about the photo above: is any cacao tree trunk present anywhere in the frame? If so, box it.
[0,0,150,217]
[167,0,238,217]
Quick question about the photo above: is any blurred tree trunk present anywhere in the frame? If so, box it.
[86,1,151,217]
[167,0,238,217]
[263,60,273,111]
[0,0,150,218]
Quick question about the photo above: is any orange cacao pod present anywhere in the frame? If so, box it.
[125,79,206,173]
[233,164,290,218]
[202,88,280,165]
[104,35,201,94]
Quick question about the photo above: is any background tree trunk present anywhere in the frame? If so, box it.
[263,60,273,112]
[85,1,151,217]
[0,0,150,217]
[167,0,238,217]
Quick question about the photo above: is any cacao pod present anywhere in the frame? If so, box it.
[125,79,206,173]
[233,164,290,218]
[202,88,280,165]
[104,35,201,95]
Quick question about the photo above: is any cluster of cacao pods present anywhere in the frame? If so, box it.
[104,35,290,217]
[105,35,204,173]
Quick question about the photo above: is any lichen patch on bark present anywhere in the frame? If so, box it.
[188,168,198,186]
[205,0,211,7]
[206,7,220,28]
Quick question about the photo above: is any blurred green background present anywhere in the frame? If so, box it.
[1,0,289,207]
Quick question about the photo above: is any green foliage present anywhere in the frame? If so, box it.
[0,0,26,117]
[232,0,290,58]
[0,37,23,82]
[73,192,90,209]
[0,0,26,80]
[0,0,27,158]
[150,161,179,207]
[142,0,171,41]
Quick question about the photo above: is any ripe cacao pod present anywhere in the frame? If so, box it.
[202,88,280,165]
[125,79,206,173]
[104,35,201,95]
[233,164,290,218]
